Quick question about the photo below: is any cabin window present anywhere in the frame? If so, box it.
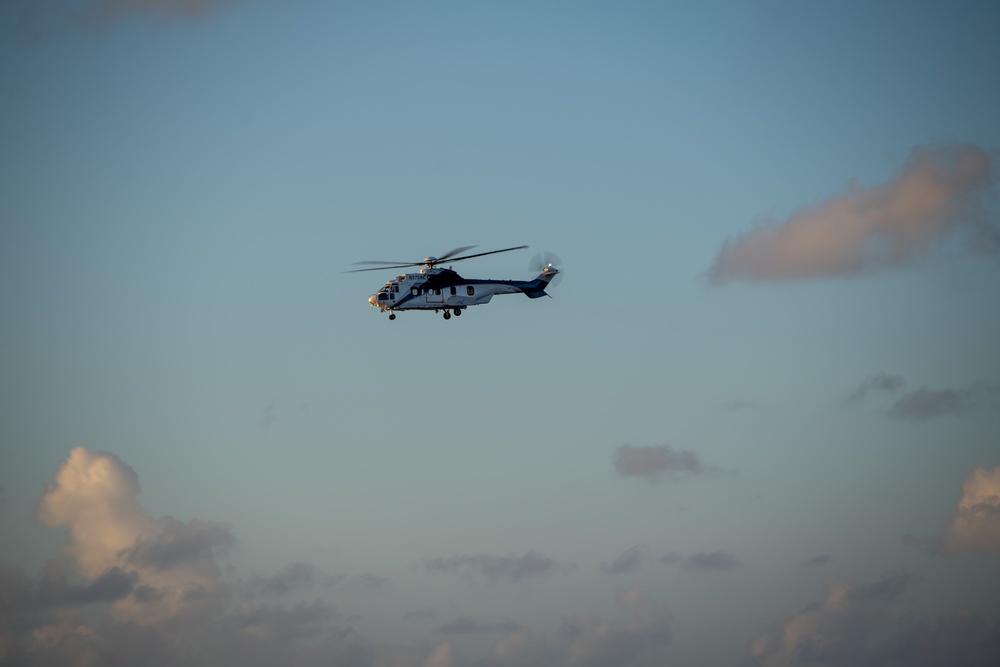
[450,286,456,295]
[434,288,441,295]
[467,286,475,296]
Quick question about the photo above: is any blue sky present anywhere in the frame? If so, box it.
[2,2,999,666]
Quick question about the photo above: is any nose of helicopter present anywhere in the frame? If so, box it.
[368,294,378,308]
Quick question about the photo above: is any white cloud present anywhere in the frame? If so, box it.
[904,465,1000,555]
[709,143,998,285]
[32,447,232,628]
[3,448,378,666]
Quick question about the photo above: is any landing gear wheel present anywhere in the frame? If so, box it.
[443,312,451,320]
[453,309,461,316]
[388,313,396,320]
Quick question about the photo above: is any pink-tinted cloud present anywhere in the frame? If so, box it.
[614,444,707,482]
[33,447,233,627]
[4,447,372,667]
[904,465,1000,556]
[709,143,998,285]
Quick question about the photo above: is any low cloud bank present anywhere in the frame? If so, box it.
[743,573,1000,667]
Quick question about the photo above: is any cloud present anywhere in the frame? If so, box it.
[423,642,459,667]
[424,552,573,583]
[372,642,460,667]
[123,517,235,572]
[709,142,998,285]
[801,554,833,567]
[203,600,370,667]
[0,562,137,616]
[888,381,1000,420]
[846,375,1000,419]
[743,573,1000,667]
[658,552,682,565]
[487,586,673,667]
[4,447,380,667]
[327,572,389,593]
[248,562,318,596]
[434,616,519,635]
[846,571,920,603]
[247,563,388,597]
[613,444,708,482]
[602,545,646,574]
[904,465,1000,556]
[32,447,233,627]
[681,551,740,572]
[846,373,906,404]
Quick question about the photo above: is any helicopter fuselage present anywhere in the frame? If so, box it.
[369,267,552,318]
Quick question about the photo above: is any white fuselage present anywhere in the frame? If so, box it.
[369,269,523,312]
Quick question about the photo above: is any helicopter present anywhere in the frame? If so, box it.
[347,245,561,320]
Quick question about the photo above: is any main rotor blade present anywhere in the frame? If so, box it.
[345,245,529,273]
[351,260,422,266]
[443,245,529,263]
[350,246,478,267]
[436,246,477,261]
[344,263,423,273]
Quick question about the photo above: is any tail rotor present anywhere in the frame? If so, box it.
[529,251,563,289]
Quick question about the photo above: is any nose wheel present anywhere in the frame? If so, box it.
[388,313,396,320]
[443,311,451,320]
